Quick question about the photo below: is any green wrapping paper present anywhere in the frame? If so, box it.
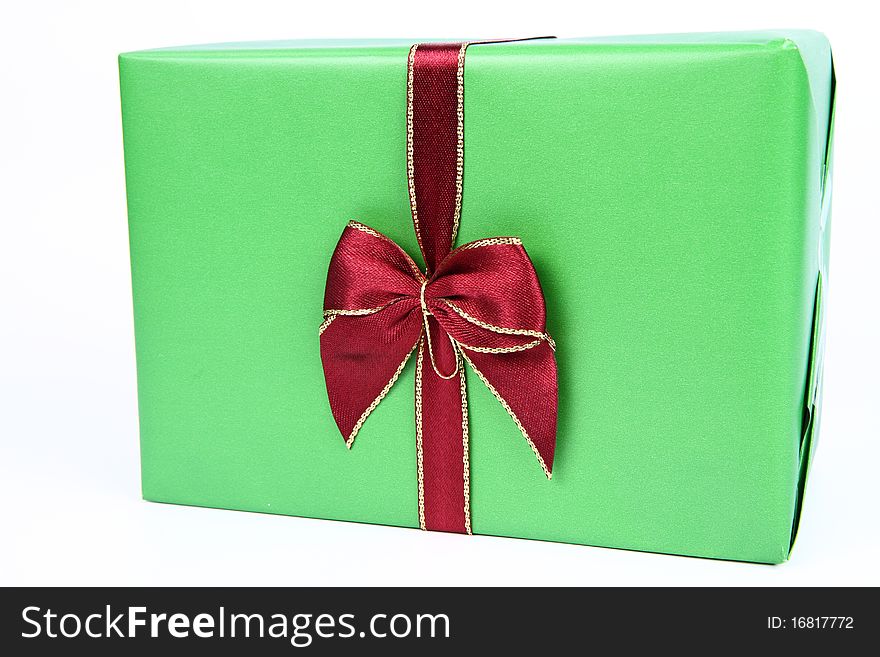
[119,31,835,563]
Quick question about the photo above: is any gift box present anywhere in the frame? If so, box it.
[119,31,834,563]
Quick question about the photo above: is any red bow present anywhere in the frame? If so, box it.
[319,42,558,534]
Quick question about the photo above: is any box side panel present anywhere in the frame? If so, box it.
[790,54,835,552]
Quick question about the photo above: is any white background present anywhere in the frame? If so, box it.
[1,0,877,586]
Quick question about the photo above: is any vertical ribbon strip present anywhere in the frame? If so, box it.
[320,39,558,535]
[410,43,472,533]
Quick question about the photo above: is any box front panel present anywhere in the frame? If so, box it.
[121,36,824,563]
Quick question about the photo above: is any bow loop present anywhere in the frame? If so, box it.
[324,221,425,314]
[425,237,553,353]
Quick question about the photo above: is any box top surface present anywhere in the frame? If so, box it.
[123,30,828,54]
[121,31,833,168]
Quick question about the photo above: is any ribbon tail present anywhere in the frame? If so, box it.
[416,336,471,534]
[320,302,421,447]
[460,343,558,478]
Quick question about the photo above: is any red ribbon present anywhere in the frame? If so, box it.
[320,41,558,534]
